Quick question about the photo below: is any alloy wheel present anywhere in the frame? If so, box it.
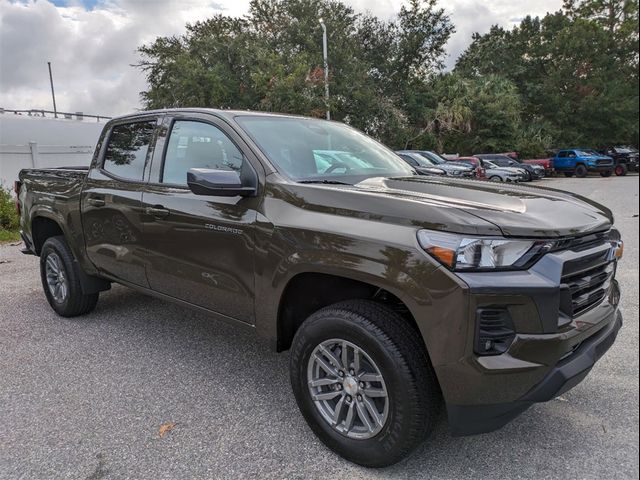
[307,338,389,439]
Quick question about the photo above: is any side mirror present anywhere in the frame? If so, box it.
[187,168,256,197]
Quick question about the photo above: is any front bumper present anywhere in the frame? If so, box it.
[447,309,622,436]
[434,237,622,436]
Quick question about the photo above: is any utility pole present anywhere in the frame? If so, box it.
[47,62,58,118]
[319,18,330,120]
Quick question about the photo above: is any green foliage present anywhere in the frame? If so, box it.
[456,0,639,150]
[136,0,638,156]
[137,0,454,146]
[0,187,19,234]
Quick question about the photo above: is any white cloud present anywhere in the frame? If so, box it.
[0,0,562,117]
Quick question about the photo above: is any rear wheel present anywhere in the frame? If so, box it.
[600,170,613,177]
[40,236,99,317]
[575,164,588,178]
[490,176,503,182]
[614,164,628,176]
[290,300,440,468]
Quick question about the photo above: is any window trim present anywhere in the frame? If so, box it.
[154,116,251,190]
[99,117,160,184]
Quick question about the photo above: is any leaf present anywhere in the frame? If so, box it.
[158,421,177,438]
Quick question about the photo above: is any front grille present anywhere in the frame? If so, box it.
[559,246,614,318]
[596,159,612,165]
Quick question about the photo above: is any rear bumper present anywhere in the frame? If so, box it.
[447,309,622,436]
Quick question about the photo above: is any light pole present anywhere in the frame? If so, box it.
[319,18,330,120]
[47,62,58,118]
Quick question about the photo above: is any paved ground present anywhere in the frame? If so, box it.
[1,176,638,480]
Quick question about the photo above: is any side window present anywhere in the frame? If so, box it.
[162,120,244,185]
[557,151,567,158]
[568,151,577,158]
[103,121,155,181]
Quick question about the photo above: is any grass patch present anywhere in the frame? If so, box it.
[0,229,20,244]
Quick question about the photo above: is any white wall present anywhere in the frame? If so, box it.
[0,113,106,189]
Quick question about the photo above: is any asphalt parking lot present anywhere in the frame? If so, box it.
[1,175,638,480]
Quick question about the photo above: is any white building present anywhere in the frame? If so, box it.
[0,110,107,189]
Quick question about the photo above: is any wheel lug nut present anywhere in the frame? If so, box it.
[359,382,365,388]
[357,395,362,401]
[349,369,354,375]
[338,371,344,377]
[346,395,352,402]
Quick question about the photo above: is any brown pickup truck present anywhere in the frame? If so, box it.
[16,109,623,467]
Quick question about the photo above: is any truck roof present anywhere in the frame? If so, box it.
[110,108,310,123]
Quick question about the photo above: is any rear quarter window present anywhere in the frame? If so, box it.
[102,121,156,181]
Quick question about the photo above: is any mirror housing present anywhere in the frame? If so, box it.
[187,168,257,197]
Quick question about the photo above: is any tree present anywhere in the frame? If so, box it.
[136,0,454,147]
[455,1,639,148]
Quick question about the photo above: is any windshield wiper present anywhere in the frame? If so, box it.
[298,180,352,185]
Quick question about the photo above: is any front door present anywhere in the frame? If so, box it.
[82,118,158,287]
[141,116,259,324]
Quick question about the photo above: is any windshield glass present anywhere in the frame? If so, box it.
[402,152,437,167]
[235,116,414,182]
[576,150,599,157]
[419,151,446,164]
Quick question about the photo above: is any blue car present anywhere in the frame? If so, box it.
[553,149,614,178]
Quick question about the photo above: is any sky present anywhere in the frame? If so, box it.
[0,0,562,118]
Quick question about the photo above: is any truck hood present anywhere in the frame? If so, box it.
[282,176,612,238]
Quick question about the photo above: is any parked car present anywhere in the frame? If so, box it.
[474,154,541,181]
[415,150,487,179]
[395,150,477,178]
[553,149,615,178]
[600,146,639,176]
[481,159,528,182]
[16,108,624,467]
[502,152,555,176]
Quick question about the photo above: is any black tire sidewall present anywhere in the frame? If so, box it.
[39,236,97,317]
[575,165,588,178]
[290,310,428,467]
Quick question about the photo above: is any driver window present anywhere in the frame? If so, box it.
[568,151,577,158]
[162,120,244,185]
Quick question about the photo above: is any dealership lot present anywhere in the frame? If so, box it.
[0,176,638,479]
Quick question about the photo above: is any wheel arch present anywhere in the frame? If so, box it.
[275,272,422,353]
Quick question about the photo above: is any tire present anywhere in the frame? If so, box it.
[40,236,99,317]
[600,170,613,177]
[575,164,588,178]
[614,164,628,176]
[490,176,503,182]
[290,300,440,468]
[564,172,574,178]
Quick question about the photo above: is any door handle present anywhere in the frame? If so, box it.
[87,197,105,207]
[145,206,170,218]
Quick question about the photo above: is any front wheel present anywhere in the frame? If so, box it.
[575,165,588,178]
[290,300,440,468]
[40,236,99,317]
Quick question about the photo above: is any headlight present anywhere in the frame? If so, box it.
[607,228,624,260]
[417,230,555,271]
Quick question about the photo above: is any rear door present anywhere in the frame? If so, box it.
[140,113,261,324]
[81,116,160,286]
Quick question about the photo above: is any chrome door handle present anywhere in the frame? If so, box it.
[87,198,105,207]
[145,206,170,218]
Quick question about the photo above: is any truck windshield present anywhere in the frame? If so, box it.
[235,116,414,182]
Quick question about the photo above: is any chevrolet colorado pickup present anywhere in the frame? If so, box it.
[17,109,624,467]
